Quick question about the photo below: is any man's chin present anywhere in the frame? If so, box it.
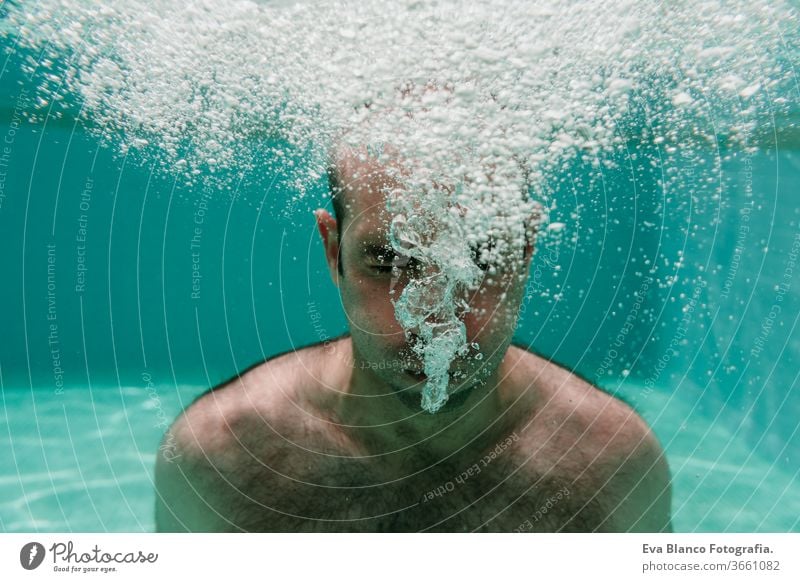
[390,371,484,413]
[402,367,474,384]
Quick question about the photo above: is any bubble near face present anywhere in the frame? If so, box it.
[385,167,533,413]
[389,233,472,412]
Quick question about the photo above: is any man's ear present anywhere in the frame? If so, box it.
[524,229,535,261]
[523,201,543,261]
[315,209,340,286]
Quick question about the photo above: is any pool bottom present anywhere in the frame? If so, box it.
[0,382,797,532]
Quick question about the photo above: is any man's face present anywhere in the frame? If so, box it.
[320,149,533,409]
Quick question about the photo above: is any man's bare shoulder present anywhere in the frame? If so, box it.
[154,339,347,531]
[164,338,349,457]
[509,345,656,448]
[508,346,673,532]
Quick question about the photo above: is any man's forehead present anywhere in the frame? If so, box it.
[334,147,400,230]
[344,212,392,249]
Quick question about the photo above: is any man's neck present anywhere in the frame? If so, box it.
[331,339,523,465]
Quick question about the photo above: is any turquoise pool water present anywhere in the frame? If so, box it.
[1,13,799,532]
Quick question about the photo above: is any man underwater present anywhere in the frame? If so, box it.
[155,144,672,532]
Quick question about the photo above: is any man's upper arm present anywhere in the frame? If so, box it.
[154,411,231,532]
[600,414,673,533]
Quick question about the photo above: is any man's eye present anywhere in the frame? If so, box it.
[369,257,421,274]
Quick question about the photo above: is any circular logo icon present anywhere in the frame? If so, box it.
[20,542,46,570]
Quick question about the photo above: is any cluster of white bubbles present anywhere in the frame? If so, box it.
[4,0,797,412]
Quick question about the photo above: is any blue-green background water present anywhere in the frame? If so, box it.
[1,44,798,531]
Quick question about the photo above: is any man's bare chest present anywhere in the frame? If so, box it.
[219,451,608,532]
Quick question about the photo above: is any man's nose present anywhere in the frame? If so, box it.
[409,277,467,326]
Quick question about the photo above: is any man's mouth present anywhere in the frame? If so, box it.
[404,369,462,382]
[405,369,427,381]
